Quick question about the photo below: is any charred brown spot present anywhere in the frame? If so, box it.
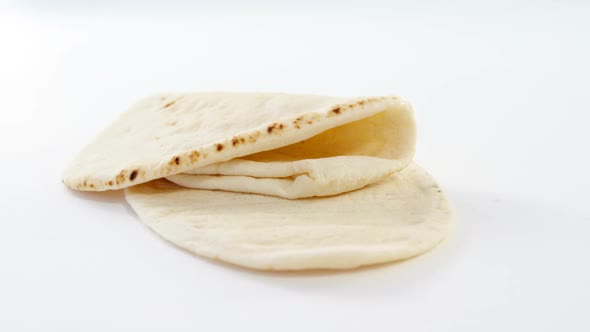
[267,123,283,134]
[331,107,341,114]
[174,156,180,165]
[232,137,239,146]
[358,100,365,105]
[216,144,224,151]
[129,170,138,181]
[108,181,113,186]
[293,121,301,129]
[189,151,200,162]
[248,132,261,143]
[163,100,176,108]
[239,137,246,143]
[89,184,95,188]
[116,170,126,184]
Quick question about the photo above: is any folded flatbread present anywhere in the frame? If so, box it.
[63,92,452,270]
[63,93,415,197]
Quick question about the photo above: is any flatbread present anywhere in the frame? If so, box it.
[62,93,415,191]
[64,92,452,271]
[125,163,452,270]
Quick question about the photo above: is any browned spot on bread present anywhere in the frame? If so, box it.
[129,170,138,181]
[89,184,95,188]
[240,137,245,143]
[232,137,239,146]
[216,144,224,151]
[163,100,176,108]
[358,100,365,105]
[293,116,304,128]
[331,107,341,114]
[306,120,312,124]
[174,156,180,165]
[279,123,284,129]
[108,181,113,186]
[115,170,126,184]
[267,123,278,134]
[248,132,261,143]
[189,151,200,162]
[83,179,87,186]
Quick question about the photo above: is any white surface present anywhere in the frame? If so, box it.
[1,1,589,331]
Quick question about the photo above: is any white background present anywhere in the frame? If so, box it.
[1,1,589,331]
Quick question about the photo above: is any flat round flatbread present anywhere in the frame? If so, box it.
[125,163,452,270]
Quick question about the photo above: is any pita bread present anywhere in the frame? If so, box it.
[64,92,452,270]
[62,93,415,192]
[125,163,452,270]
